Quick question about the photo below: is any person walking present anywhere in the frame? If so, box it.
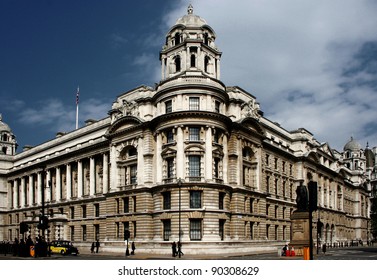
[171,241,177,257]
[177,241,184,257]
[91,242,95,253]
[322,243,327,254]
[131,241,136,255]
[95,239,100,253]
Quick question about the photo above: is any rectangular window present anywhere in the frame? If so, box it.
[70,226,75,241]
[123,197,129,213]
[70,207,75,219]
[123,222,129,240]
[163,192,171,210]
[250,222,254,240]
[82,225,87,241]
[219,219,225,241]
[167,130,174,143]
[163,220,171,241]
[249,198,254,213]
[116,198,120,214]
[190,219,202,240]
[219,192,225,210]
[133,221,137,238]
[165,100,172,113]
[95,204,100,217]
[189,127,200,141]
[189,97,200,110]
[82,205,87,218]
[130,165,137,185]
[94,224,100,240]
[190,191,202,208]
[214,158,220,178]
[132,196,137,212]
[167,158,174,179]
[189,155,201,180]
[215,101,220,113]
[116,222,120,239]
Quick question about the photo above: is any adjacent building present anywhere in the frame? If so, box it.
[0,6,374,254]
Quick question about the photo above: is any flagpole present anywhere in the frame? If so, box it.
[76,86,79,129]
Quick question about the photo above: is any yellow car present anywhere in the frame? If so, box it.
[49,240,79,255]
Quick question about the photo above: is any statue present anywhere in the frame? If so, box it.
[295,182,308,212]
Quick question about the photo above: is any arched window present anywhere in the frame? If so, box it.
[204,33,209,45]
[174,33,181,45]
[174,56,181,72]
[204,56,210,73]
[190,54,196,68]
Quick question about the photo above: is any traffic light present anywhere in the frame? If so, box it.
[308,181,318,212]
[38,215,49,230]
[20,222,29,234]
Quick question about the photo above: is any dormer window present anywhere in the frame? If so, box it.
[190,54,196,67]
[174,32,181,45]
[174,56,181,72]
[204,33,209,45]
[204,56,210,73]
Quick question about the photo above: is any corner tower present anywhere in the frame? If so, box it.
[160,4,222,80]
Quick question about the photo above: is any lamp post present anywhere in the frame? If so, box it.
[178,178,182,258]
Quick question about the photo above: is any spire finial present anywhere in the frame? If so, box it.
[188,4,193,14]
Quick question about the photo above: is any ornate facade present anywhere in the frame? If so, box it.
[0,6,374,254]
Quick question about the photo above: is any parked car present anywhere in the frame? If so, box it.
[49,240,79,255]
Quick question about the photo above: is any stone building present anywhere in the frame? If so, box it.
[0,6,373,254]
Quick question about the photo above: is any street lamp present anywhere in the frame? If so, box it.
[178,178,182,258]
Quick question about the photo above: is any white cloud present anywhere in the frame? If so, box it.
[161,0,377,150]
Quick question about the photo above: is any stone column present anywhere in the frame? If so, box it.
[13,180,18,208]
[56,167,61,201]
[28,175,34,206]
[205,126,213,180]
[137,137,144,186]
[46,170,51,202]
[176,126,184,179]
[222,134,228,184]
[103,153,109,194]
[20,177,26,207]
[78,160,83,197]
[37,172,42,205]
[156,132,163,183]
[90,157,95,196]
[110,145,118,192]
[66,163,72,199]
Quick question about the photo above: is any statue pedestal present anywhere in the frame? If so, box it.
[290,211,310,256]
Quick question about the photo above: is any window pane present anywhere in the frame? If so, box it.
[189,127,200,141]
[163,220,171,241]
[130,165,137,184]
[189,156,200,180]
[190,191,201,208]
[189,97,200,110]
[165,100,172,113]
[167,159,174,179]
[163,192,171,210]
[190,220,202,240]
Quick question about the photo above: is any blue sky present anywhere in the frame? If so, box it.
[1,0,377,152]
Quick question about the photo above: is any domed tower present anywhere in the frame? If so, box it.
[343,137,366,173]
[160,4,222,80]
[0,114,17,156]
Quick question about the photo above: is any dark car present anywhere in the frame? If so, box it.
[49,240,79,255]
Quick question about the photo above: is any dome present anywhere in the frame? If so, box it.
[343,137,361,151]
[0,114,12,133]
[175,4,207,27]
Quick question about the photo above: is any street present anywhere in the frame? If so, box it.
[1,245,376,260]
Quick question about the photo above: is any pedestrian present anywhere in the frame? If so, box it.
[91,242,95,253]
[177,241,184,257]
[95,239,100,253]
[322,243,327,254]
[172,241,177,257]
[131,242,135,255]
